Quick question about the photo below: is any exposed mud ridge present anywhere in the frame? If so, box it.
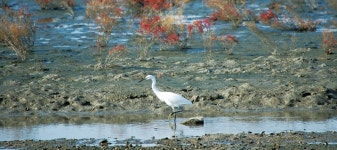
[1,131,337,149]
[1,52,337,116]
[1,0,336,116]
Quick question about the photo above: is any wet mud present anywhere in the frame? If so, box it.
[1,131,337,149]
[1,0,337,149]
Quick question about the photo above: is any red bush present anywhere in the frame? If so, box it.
[128,0,171,13]
[259,10,277,24]
[143,0,171,11]
[224,34,239,45]
[217,3,241,21]
[109,44,126,55]
[323,31,337,54]
[214,34,239,45]
[206,1,242,22]
[139,16,165,37]
[165,32,180,44]
[191,18,213,34]
[139,16,181,45]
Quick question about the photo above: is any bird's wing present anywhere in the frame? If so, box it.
[159,92,192,107]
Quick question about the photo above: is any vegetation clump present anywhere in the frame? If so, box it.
[0,8,35,61]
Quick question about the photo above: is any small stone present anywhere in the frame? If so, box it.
[99,139,108,147]
[182,116,204,126]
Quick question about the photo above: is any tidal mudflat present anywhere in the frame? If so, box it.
[1,0,337,149]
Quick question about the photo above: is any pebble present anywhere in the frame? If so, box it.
[182,116,204,125]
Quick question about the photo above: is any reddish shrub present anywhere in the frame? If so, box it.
[209,12,219,21]
[191,18,213,34]
[323,31,337,54]
[165,32,180,44]
[206,1,242,23]
[109,44,126,55]
[139,16,165,37]
[0,8,35,60]
[126,0,172,16]
[225,34,239,45]
[259,10,277,24]
[215,34,239,45]
[139,15,182,45]
[86,0,123,47]
[143,0,171,11]
[295,19,317,32]
[217,3,241,21]
[187,24,194,37]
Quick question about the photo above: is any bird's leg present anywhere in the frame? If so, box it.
[168,108,175,121]
[168,112,174,121]
[168,110,183,122]
[168,112,177,122]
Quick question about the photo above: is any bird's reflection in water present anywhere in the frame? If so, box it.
[168,118,188,139]
[169,121,178,138]
[169,121,177,131]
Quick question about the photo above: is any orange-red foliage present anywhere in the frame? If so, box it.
[109,44,126,55]
[139,16,165,37]
[323,31,337,54]
[139,16,181,44]
[259,10,277,23]
[128,0,172,12]
[0,8,35,60]
[213,34,239,45]
[191,19,213,34]
[206,1,242,22]
[165,32,180,44]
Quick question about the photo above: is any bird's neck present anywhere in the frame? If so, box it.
[151,79,161,94]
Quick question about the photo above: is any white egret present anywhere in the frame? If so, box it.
[140,75,192,121]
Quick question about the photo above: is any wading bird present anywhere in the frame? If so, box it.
[139,75,192,122]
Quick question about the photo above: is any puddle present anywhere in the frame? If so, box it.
[1,111,337,145]
[1,1,337,148]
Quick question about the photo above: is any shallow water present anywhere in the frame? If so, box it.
[1,0,337,147]
[1,111,337,145]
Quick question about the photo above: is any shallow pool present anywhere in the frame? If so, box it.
[1,111,336,144]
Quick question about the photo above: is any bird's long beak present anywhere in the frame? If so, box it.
[138,78,145,83]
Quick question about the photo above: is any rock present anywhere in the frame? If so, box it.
[99,139,109,147]
[182,116,204,126]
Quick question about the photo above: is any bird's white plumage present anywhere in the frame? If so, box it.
[144,75,192,110]
[157,91,191,108]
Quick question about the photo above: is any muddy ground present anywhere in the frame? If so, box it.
[1,48,337,115]
[1,47,337,149]
[1,0,337,149]
[1,29,337,150]
[1,131,337,149]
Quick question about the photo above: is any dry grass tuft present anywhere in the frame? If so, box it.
[206,0,243,27]
[322,31,337,55]
[124,0,189,17]
[246,22,277,53]
[0,8,36,61]
[86,0,122,47]
[327,0,337,10]
[104,44,127,67]
[86,0,125,69]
